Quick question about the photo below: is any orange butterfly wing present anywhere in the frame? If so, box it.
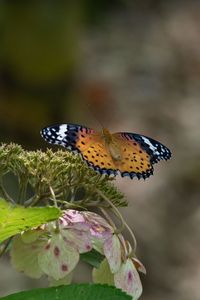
[41,124,171,179]
[112,133,153,179]
[76,130,153,179]
[76,130,118,176]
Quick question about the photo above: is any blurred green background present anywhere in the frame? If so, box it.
[0,1,200,299]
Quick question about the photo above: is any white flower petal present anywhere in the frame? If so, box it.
[11,235,45,279]
[92,258,114,286]
[48,271,73,287]
[38,233,79,280]
[104,234,121,273]
[114,258,143,300]
[61,228,92,253]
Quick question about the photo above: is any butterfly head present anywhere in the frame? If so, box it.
[102,128,112,143]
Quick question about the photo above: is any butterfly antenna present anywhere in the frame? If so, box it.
[85,101,105,130]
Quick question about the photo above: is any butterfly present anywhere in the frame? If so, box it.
[41,124,171,180]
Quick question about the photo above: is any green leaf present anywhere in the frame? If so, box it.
[80,249,104,268]
[0,284,131,300]
[0,199,61,242]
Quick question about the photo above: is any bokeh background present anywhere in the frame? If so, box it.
[0,1,200,299]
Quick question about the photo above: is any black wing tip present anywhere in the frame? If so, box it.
[40,128,47,138]
[124,132,172,163]
[151,147,172,164]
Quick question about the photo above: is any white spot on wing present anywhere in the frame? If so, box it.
[57,125,68,140]
[141,136,160,155]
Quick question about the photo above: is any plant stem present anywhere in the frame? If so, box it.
[0,180,15,204]
[96,188,137,253]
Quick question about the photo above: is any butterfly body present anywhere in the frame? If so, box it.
[41,124,171,180]
[101,128,122,161]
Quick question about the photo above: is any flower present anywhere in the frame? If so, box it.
[10,208,145,299]
[11,209,113,281]
[114,258,143,300]
[93,234,145,300]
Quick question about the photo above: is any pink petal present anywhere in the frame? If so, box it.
[60,210,86,225]
[61,210,113,244]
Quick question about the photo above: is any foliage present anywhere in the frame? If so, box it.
[0,143,127,208]
[0,284,131,300]
[0,199,60,243]
[0,143,143,300]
